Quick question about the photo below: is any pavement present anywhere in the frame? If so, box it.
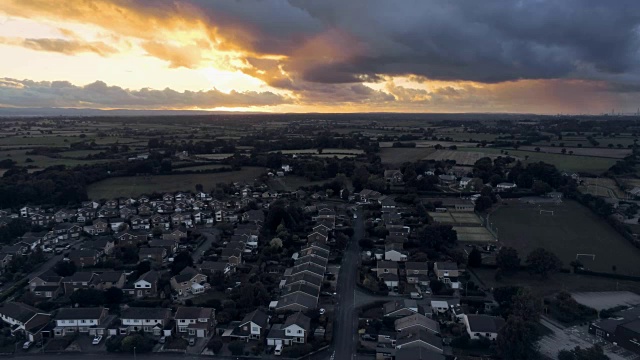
[193,228,219,263]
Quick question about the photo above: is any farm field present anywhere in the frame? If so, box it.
[518,146,630,158]
[379,141,477,148]
[87,166,266,199]
[273,148,364,155]
[172,164,227,172]
[461,147,616,173]
[491,200,640,276]
[0,149,110,168]
[578,178,626,199]
[267,175,343,192]
[424,150,503,165]
[380,148,436,164]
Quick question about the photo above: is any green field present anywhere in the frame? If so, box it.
[462,147,616,173]
[172,164,227,172]
[379,147,436,164]
[491,200,640,276]
[0,149,110,168]
[87,166,266,199]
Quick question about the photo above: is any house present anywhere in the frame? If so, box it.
[61,272,99,293]
[93,218,109,234]
[116,229,148,246]
[68,249,101,268]
[496,182,517,192]
[459,177,472,188]
[434,262,463,288]
[384,243,408,262]
[149,239,178,254]
[307,229,329,244]
[277,288,319,312]
[384,299,420,318]
[83,237,115,256]
[243,209,265,224]
[200,261,234,277]
[30,270,62,298]
[125,270,159,298]
[120,307,170,335]
[170,267,208,297]
[384,169,404,185]
[96,271,126,289]
[396,329,444,353]
[431,299,459,314]
[175,307,215,338]
[1,244,28,256]
[231,309,268,340]
[139,247,166,263]
[395,314,440,335]
[463,314,505,340]
[358,189,382,203]
[267,312,311,346]
[438,174,456,184]
[376,260,399,289]
[221,248,243,265]
[589,306,640,354]
[130,216,150,230]
[54,307,109,337]
[395,346,445,360]
[0,302,51,341]
[405,262,430,286]
[52,223,82,240]
[162,227,187,241]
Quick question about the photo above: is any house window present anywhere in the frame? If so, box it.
[384,269,389,273]
[298,330,302,334]
[595,329,605,338]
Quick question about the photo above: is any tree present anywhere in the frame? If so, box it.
[104,287,124,305]
[496,247,521,274]
[207,338,223,354]
[467,247,482,267]
[512,288,543,323]
[269,237,283,249]
[70,288,105,307]
[171,251,194,275]
[558,345,609,360]
[474,196,493,212]
[526,248,562,278]
[120,334,154,353]
[136,261,151,275]
[496,316,540,360]
[53,260,77,277]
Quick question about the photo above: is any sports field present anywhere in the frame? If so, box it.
[491,200,640,276]
[428,211,482,226]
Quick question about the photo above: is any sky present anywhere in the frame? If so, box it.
[1,0,640,114]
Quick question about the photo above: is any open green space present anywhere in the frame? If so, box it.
[87,166,266,199]
[379,147,436,164]
[491,200,640,276]
[461,147,616,173]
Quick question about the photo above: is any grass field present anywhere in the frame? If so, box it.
[87,166,266,199]
[172,164,227,171]
[380,148,436,164]
[0,149,110,168]
[518,146,630,158]
[424,150,502,165]
[462,147,616,173]
[491,200,640,276]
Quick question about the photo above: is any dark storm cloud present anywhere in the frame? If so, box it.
[159,0,640,85]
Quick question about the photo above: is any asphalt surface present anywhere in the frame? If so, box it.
[332,208,363,360]
[192,227,219,263]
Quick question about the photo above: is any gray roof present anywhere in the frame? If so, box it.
[62,272,95,283]
[465,315,505,333]
[277,292,318,310]
[121,307,169,320]
[405,262,429,271]
[241,309,268,328]
[396,329,443,352]
[395,314,440,334]
[175,307,214,320]
[56,307,104,320]
[395,346,445,360]
[0,302,42,323]
[284,312,311,330]
[98,271,124,283]
[435,261,458,271]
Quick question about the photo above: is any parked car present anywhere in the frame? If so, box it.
[319,308,326,315]
[188,338,195,346]
[22,341,33,350]
[92,335,103,345]
[159,336,166,344]
[361,334,376,341]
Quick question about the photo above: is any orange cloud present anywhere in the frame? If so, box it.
[0,36,118,56]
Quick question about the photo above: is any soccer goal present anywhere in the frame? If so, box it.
[539,210,554,215]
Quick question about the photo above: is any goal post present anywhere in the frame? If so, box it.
[539,210,554,215]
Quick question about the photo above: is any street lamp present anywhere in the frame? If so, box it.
[133,346,137,360]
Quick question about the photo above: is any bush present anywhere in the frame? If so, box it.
[207,338,223,354]
[228,341,245,356]
[282,344,314,357]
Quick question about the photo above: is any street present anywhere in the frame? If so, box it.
[192,227,219,263]
[332,207,363,360]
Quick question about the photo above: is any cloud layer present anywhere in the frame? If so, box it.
[0,78,290,109]
[2,0,640,112]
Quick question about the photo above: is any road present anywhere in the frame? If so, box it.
[192,227,219,263]
[0,238,85,294]
[332,208,363,360]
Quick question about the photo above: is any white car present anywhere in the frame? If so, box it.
[319,308,326,315]
[353,214,358,219]
[22,341,33,350]
[92,335,103,345]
